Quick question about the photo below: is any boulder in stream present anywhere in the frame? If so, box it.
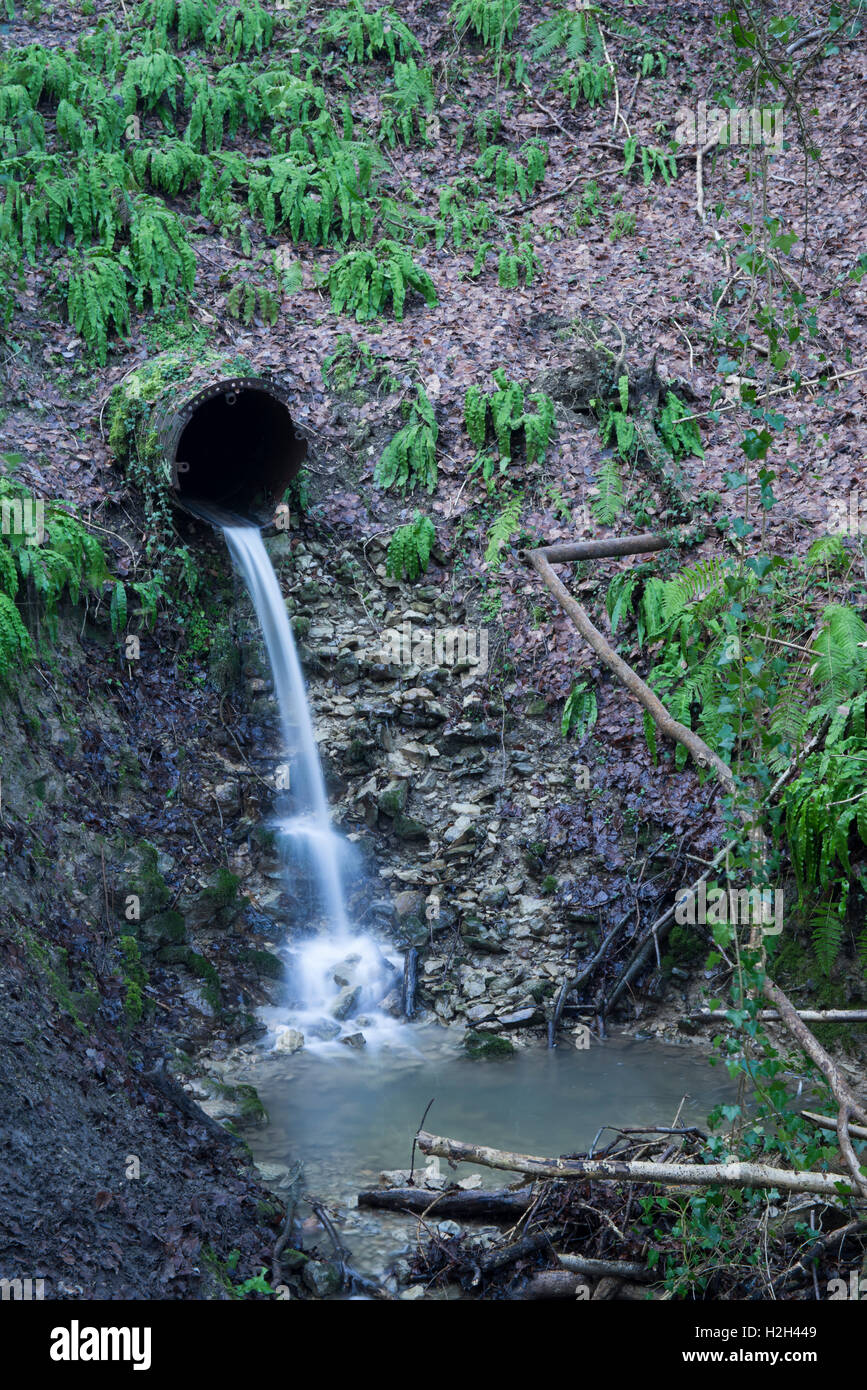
[274,1027,305,1054]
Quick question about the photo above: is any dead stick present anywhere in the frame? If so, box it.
[692,1009,867,1025]
[802,1111,867,1141]
[522,532,671,564]
[762,978,867,1131]
[525,548,740,798]
[556,1252,653,1282]
[416,1131,856,1197]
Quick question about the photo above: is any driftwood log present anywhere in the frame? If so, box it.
[416,1130,856,1198]
[691,1009,867,1025]
[357,1185,536,1220]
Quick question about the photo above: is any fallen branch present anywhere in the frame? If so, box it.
[416,1131,857,1198]
[357,1185,536,1221]
[521,532,671,565]
[691,1009,867,1025]
[556,1252,652,1282]
[525,548,740,798]
[802,1111,867,1142]
[509,1269,585,1299]
[762,977,867,1139]
[766,1216,867,1296]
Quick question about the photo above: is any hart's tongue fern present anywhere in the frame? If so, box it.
[386,513,436,581]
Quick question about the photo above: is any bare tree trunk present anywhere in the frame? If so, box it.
[416,1130,856,1197]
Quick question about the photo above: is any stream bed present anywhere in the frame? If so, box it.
[222,1026,735,1280]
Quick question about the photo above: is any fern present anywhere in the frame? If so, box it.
[247,147,378,244]
[484,493,522,565]
[77,20,123,75]
[806,535,847,569]
[475,140,547,201]
[205,0,275,57]
[497,240,539,288]
[386,511,436,581]
[465,371,555,465]
[255,68,327,127]
[121,48,184,114]
[435,179,494,250]
[450,0,520,50]
[226,278,279,326]
[326,238,437,321]
[808,898,848,978]
[809,603,867,703]
[590,459,623,525]
[110,580,128,634]
[605,570,639,635]
[530,8,603,60]
[66,249,130,363]
[624,141,677,185]
[0,592,33,675]
[5,151,131,261]
[557,60,612,109]
[462,386,486,451]
[375,385,438,494]
[561,680,598,740]
[137,0,216,46]
[379,57,434,147]
[124,196,196,310]
[131,140,205,196]
[318,0,422,63]
[657,390,704,460]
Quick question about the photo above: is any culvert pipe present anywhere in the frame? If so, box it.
[107,350,307,516]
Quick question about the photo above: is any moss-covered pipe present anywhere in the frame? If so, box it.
[107,349,307,517]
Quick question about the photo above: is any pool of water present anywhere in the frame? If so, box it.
[222,1024,735,1278]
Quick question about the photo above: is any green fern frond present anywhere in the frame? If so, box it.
[450,0,520,51]
[605,570,638,635]
[809,604,867,703]
[484,493,522,565]
[590,459,623,525]
[122,197,196,311]
[66,249,130,363]
[561,680,598,740]
[326,238,436,321]
[386,511,436,581]
[475,140,547,201]
[318,0,422,62]
[376,386,438,494]
[205,0,274,57]
[657,390,704,460]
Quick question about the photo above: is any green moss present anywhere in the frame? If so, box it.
[464,1030,515,1059]
[187,950,222,1010]
[128,840,171,919]
[141,909,186,950]
[209,621,243,692]
[23,932,91,1034]
[235,1083,268,1124]
[120,935,148,1026]
[240,949,284,981]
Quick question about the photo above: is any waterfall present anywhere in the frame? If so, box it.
[222,522,399,1049]
[225,524,351,933]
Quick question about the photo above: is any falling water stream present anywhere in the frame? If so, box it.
[224,522,399,1048]
[219,517,735,1281]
